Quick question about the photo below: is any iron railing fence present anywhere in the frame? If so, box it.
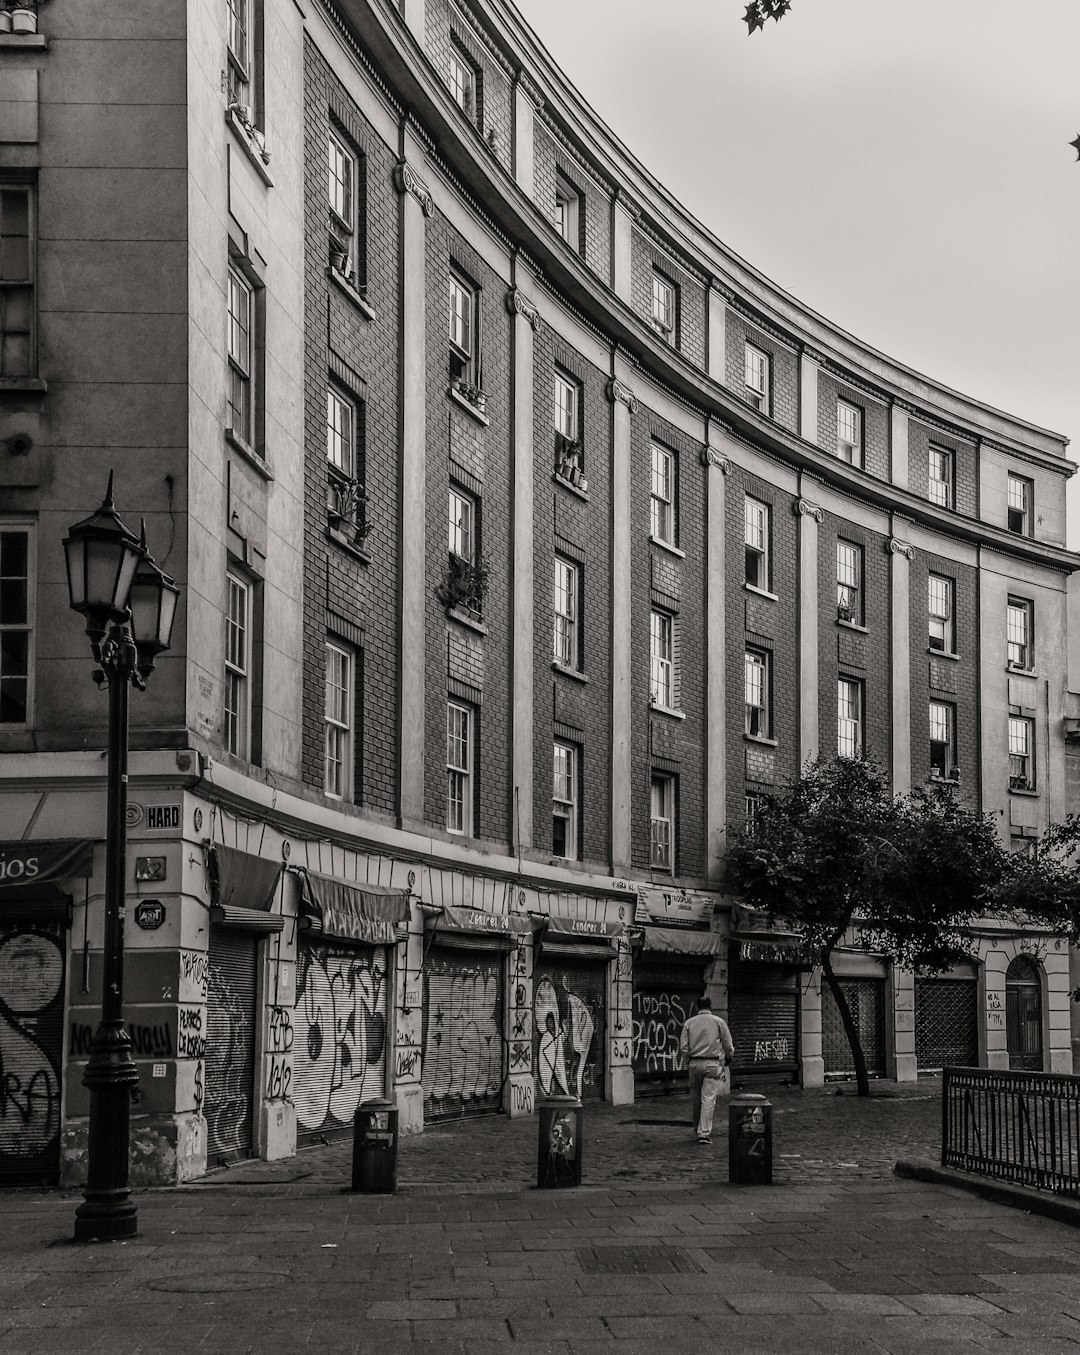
[942,1066,1080,1196]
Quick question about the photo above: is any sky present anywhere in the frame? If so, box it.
[514,0,1080,542]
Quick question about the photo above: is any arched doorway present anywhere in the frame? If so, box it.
[1005,955,1043,1072]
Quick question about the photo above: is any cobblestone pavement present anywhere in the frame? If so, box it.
[8,1081,1080,1353]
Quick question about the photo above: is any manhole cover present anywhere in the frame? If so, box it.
[577,1246,703,1275]
[146,1273,286,1293]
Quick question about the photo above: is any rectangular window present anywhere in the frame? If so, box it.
[650,610,674,709]
[1008,715,1034,791]
[650,443,675,544]
[552,741,579,859]
[324,642,353,799]
[448,42,478,124]
[1007,474,1033,536]
[446,700,473,834]
[553,555,580,669]
[226,0,250,108]
[0,525,31,725]
[651,271,676,341]
[928,574,954,653]
[836,540,863,624]
[326,384,355,478]
[745,792,765,832]
[327,128,363,284]
[226,265,254,445]
[929,701,957,781]
[555,171,580,251]
[837,677,863,759]
[650,774,675,872]
[1007,597,1033,671]
[448,270,478,389]
[744,649,770,738]
[744,496,770,591]
[836,401,862,467]
[744,343,769,414]
[928,446,953,508]
[224,572,251,759]
[0,186,32,379]
[448,485,475,563]
[553,370,581,482]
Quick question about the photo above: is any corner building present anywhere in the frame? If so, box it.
[0,0,1076,1185]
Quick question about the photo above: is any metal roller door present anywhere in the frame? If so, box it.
[532,953,606,1102]
[729,962,800,1077]
[204,927,258,1164]
[823,977,886,1077]
[915,977,978,1071]
[422,944,506,1121]
[293,940,390,1145]
[632,958,703,1090]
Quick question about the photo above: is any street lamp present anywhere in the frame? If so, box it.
[63,473,179,1242]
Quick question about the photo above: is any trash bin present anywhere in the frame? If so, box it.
[536,1097,583,1189]
[728,1092,772,1185]
[352,1099,399,1193]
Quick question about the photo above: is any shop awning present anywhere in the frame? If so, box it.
[535,915,623,955]
[640,926,726,957]
[301,872,411,945]
[422,904,527,949]
[0,838,95,889]
[208,844,283,912]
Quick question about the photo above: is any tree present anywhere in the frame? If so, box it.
[743,0,793,33]
[991,817,1080,983]
[726,756,1009,1094]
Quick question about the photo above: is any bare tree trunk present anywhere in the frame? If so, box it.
[820,946,870,1097]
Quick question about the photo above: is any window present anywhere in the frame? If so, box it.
[1007,597,1033,671]
[226,0,251,109]
[553,556,580,669]
[0,525,31,724]
[555,172,580,251]
[327,129,362,284]
[324,642,353,799]
[744,792,765,832]
[744,649,770,739]
[1008,716,1034,791]
[836,401,862,467]
[449,486,474,563]
[224,573,251,759]
[226,264,254,446]
[326,385,355,478]
[650,774,675,872]
[1007,474,1033,536]
[1010,835,1036,858]
[446,700,473,834]
[929,701,957,781]
[448,270,479,391]
[928,574,953,654]
[744,344,769,414]
[326,385,365,532]
[651,271,676,342]
[650,444,675,544]
[928,446,953,508]
[744,496,770,591]
[0,186,32,379]
[448,41,479,124]
[650,610,674,709]
[836,540,863,624]
[552,742,578,859]
[553,369,582,481]
[837,677,863,759]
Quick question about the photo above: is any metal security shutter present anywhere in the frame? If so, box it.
[0,923,65,1185]
[293,939,390,1145]
[204,927,258,1164]
[915,977,978,1071]
[422,945,506,1122]
[822,977,886,1077]
[532,954,607,1102]
[632,958,704,1091]
[728,961,800,1077]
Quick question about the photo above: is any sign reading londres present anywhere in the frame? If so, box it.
[0,839,96,888]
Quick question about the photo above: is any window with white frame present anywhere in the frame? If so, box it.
[1007,474,1033,536]
[552,741,578,859]
[837,677,863,759]
[553,556,580,669]
[226,264,254,446]
[836,540,863,624]
[651,270,676,341]
[0,525,32,725]
[446,700,473,834]
[448,41,478,124]
[324,642,353,799]
[650,609,674,709]
[327,128,360,283]
[555,171,580,251]
[836,401,862,467]
[928,573,954,653]
[650,774,675,872]
[553,369,582,481]
[1007,597,1033,671]
[929,701,957,781]
[326,385,355,478]
[744,496,770,591]
[1008,716,1034,791]
[224,572,251,759]
[0,185,33,379]
[744,649,770,738]
[928,446,953,508]
[226,0,251,111]
[448,270,478,390]
[744,343,769,414]
[448,485,475,563]
[326,384,364,529]
[744,792,765,833]
[650,443,675,544]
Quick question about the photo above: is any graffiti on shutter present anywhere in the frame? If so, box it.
[205,930,258,1161]
[632,961,703,1082]
[532,959,606,1101]
[0,926,64,1184]
[729,963,799,1072]
[422,947,505,1120]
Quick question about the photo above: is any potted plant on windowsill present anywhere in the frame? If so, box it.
[10,0,37,32]
[327,477,371,546]
[451,378,486,414]
[436,551,489,618]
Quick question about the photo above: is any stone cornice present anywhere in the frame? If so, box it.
[394,159,433,216]
[515,68,543,110]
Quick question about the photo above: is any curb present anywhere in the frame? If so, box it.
[894,1158,1080,1228]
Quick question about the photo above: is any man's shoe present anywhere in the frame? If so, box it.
[696,1136,710,1144]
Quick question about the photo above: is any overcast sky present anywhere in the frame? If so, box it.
[514,0,1080,542]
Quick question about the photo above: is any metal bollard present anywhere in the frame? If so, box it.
[728,1092,772,1185]
[536,1097,583,1189]
[351,1099,399,1193]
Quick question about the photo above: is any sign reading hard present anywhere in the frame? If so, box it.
[134,900,166,931]
[143,804,181,831]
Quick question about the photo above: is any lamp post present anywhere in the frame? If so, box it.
[63,473,179,1242]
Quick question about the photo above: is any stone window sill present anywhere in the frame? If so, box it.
[0,376,46,394]
[552,662,588,684]
[327,523,371,563]
[837,619,869,634]
[448,386,490,426]
[1008,785,1039,798]
[929,773,961,787]
[226,108,274,186]
[927,647,960,662]
[327,267,375,320]
[650,702,686,721]
[447,605,487,635]
[552,471,589,502]
[225,428,274,481]
[650,535,685,559]
[745,583,778,602]
[0,33,47,49]
[1007,664,1037,678]
[744,734,778,748]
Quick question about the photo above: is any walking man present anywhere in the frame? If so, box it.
[679,995,734,1144]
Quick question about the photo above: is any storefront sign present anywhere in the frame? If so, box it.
[135,900,166,931]
[0,838,95,888]
[635,887,713,928]
[144,804,181,831]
